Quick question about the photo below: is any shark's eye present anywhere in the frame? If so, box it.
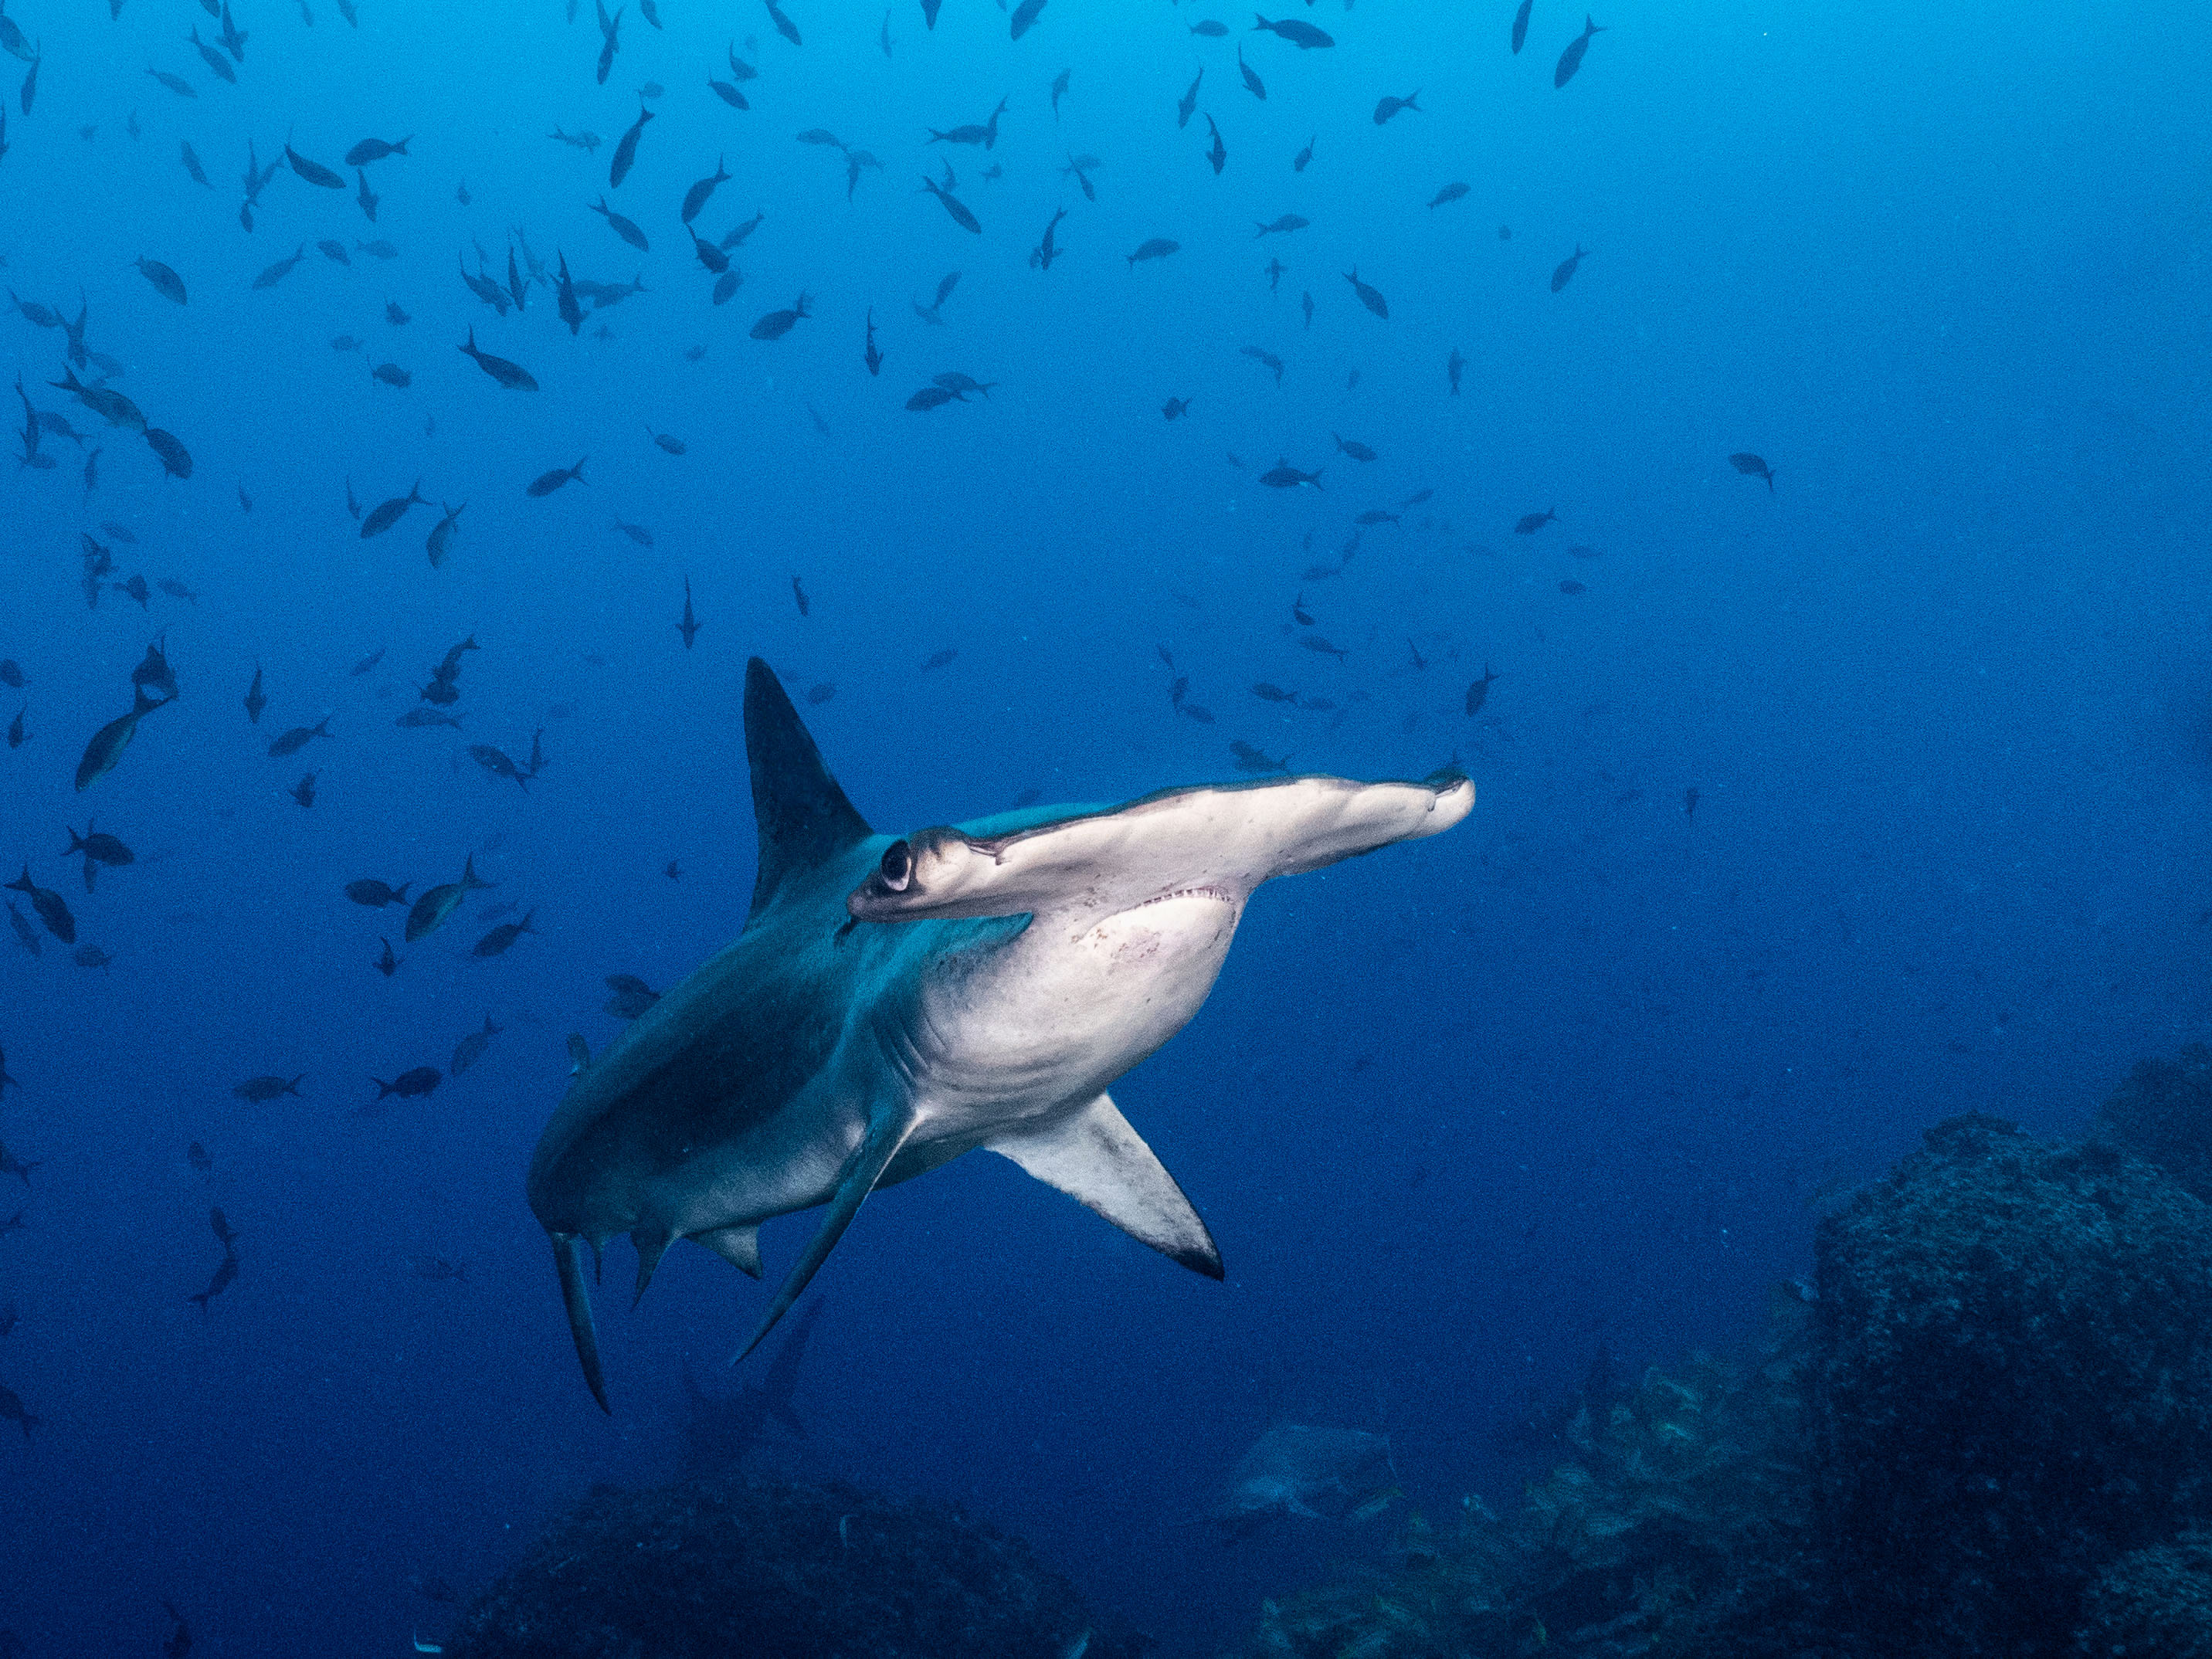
[878,840,913,891]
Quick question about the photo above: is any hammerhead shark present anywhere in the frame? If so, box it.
[528,659,1474,1409]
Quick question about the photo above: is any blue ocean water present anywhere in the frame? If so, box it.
[2,0,2208,1651]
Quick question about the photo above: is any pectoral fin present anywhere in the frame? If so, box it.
[988,1093,1223,1279]
[553,1233,611,1414]
[731,1104,916,1365]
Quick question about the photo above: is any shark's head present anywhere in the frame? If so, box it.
[846,771,1474,925]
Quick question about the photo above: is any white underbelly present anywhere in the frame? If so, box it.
[916,888,1243,1130]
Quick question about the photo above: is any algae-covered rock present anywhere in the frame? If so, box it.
[1240,1303,1832,1659]
[2074,1532,2212,1659]
[447,1474,1136,1659]
[1813,1112,2212,1654]
[2096,1041,2212,1202]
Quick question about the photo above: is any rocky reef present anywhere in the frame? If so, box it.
[446,1473,1138,1659]
[1240,1047,2212,1659]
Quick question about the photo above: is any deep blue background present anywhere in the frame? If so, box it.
[2,0,2209,1652]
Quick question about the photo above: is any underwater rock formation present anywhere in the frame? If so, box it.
[2074,1533,2212,1659]
[1813,1111,2212,1654]
[2094,1040,2212,1201]
[1240,1064,2212,1659]
[446,1474,1140,1659]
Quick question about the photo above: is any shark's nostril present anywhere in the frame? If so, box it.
[879,840,912,891]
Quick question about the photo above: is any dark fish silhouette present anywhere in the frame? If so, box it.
[1343,266,1388,317]
[921,169,982,233]
[1241,345,1284,384]
[243,665,265,724]
[591,195,649,250]
[1254,14,1332,48]
[470,743,532,790]
[451,1015,502,1075]
[1429,182,1468,209]
[1551,244,1587,291]
[344,134,410,165]
[678,575,701,647]
[189,1252,237,1310]
[1729,452,1776,490]
[1555,14,1605,87]
[144,428,192,480]
[681,155,731,223]
[0,1379,39,1440]
[134,256,187,306]
[345,879,410,908]
[1205,114,1226,174]
[1127,237,1179,270]
[1178,68,1202,129]
[1259,458,1321,489]
[1237,45,1265,98]
[360,483,425,538]
[405,856,493,943]
[1465,664,1499,715]
[1515,507,1559,534]
[1373,90,1420,124]
[4,867,72,943]
[232,1074,303,1101]
[1512,0,1532,53]
[687,226,730,273]
[373,1067,441,1100]
[527,457,587,497]
[750,293,811,340]
[459,327,538,390]
[609,99,654,188]
[76,687,168,791]
[253,244,308,290]
[474,911,536,957]
[66,823,134,875]
[285,141,346,188]
[53,368,145,431]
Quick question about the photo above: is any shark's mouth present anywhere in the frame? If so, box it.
[1127,884,1239,911]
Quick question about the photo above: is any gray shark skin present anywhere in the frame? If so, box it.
[528,658,1474,1410]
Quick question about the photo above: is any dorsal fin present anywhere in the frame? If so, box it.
[744,657,871,921]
